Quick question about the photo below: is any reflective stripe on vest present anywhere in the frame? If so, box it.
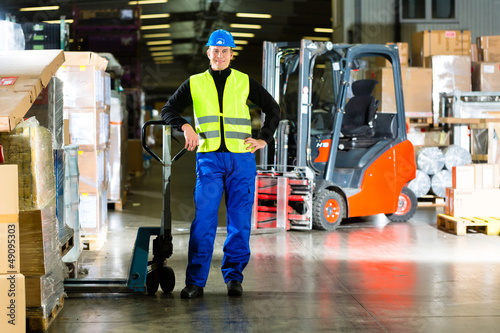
[190,69,252,153]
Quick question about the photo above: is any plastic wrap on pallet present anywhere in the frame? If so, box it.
[53,149,75,245]
[416,147,445,175]
[62,145,82,263]
[24,77,64,149]
[0,20,25,50]
[431,169,452,198]
[443,144,472,170]
[472,128,489,157]
[25,266,66,318]
[57,65,105,109]
[0,117,56,210]
[408,169,432,198]
[79,189,108,237]
[108,123,123,201]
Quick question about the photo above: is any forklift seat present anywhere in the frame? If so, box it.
[341,79,380,138]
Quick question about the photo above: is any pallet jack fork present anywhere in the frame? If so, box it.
[64,121,185,294]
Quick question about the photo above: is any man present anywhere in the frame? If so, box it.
[161,29,280,298]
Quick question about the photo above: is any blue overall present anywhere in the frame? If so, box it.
[186,151,256,287]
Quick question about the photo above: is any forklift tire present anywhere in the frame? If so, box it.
[385,186,417,222]
[159,266,175,293]
[313,190,345,231]
[146,270,160,295]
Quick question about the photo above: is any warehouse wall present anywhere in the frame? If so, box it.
[336,0,500,46]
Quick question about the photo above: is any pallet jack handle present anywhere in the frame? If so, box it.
[141,120,166,165]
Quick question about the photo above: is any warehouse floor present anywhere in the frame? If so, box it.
[47,145,500,333]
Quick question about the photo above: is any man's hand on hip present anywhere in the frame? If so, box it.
[244,138,267,153]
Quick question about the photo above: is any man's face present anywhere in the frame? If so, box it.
[207,46,233,71]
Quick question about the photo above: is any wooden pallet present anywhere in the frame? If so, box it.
[407,116,433,126]
[437,214,500,236]
[60,235,74,258]
[418,195,446,207]
[81,233,106,251]
[108,191,128,211]
[26,295,64,332]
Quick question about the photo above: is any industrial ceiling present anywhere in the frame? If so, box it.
[1,0,333,97]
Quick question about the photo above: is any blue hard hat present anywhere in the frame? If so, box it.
[206,29,236,48]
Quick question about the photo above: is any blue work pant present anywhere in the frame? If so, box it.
[186,152,256,287]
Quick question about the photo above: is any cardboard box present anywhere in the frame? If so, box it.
[481,163,500,188]
[472,62,500,91]
[474,164,483,189]
[446,187,500,217]
[61,51,108,70]
[452,165,475,189]
[425,55,471,120]
[57,65,105,109]
[0,273,26,333]
[19,209,60,276]
[0,165,18,220]
[411,30,471,67]
[128,139,144,173]
[0,50,65,132]
[78,148,108,193]
[376,42,409,67]
[65,107,110,147]
[0,223,19,274]
[367,66,432,115]
[79,190,108,236]
[476,35,500,51]
[480,48,500,62]
[407,131,450,147]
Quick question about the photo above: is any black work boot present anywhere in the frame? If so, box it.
[226,280,243,296]
[181,284,204,299]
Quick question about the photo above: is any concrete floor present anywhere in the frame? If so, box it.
[48,147,500,333]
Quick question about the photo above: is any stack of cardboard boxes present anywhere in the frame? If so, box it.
[57,52,110,249]
[472,36,500,92]
[0,165,25,333]
[446,164,500,216]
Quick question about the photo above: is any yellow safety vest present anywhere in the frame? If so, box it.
[190,69,252,153]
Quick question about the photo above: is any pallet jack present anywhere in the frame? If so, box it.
[64,121,185,294]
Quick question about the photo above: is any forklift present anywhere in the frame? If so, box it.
[253,40,417,231]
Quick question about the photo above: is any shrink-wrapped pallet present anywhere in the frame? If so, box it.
[62,145,81,263]
[0,117,56,210]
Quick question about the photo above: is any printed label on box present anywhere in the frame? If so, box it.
[484,65,495,74]
[0,77,18,86]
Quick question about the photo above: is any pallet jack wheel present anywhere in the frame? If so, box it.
[159,266,175,293]
[386,186,417,222]
[146,270,160,295]
[313,190,346,231]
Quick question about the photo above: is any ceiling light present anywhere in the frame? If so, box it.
[149,46,172,51]
[233,46,243,51]
[232,52,239,56]
[20,6,59,11]
[230,32,255,38]
[143,33,171,38]
[151,51,173,56]
[153,56,174,61]
[43,19,74,24]
[236,13,271,19]
[141,24,170,30]
[146,40,172,45]
[230,24,261,29]
[234,40,248,45]
[129,0,168,5]
[303,36,331,41]
[314,28,334,33]
[140,13,170,19]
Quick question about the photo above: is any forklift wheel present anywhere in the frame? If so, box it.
[146,270,160,295]
[313,190,345,231]
[386,187,417,222]
[159,266,176,293]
